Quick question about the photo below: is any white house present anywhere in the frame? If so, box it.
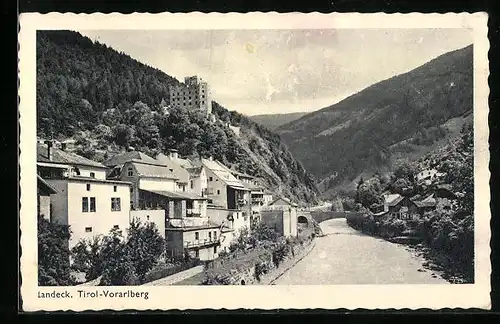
[37,142,132,250]
[260,197,298,238]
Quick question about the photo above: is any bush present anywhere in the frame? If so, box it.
[98,228,138,286]
[126,219,166,282]
[38,214,73,286]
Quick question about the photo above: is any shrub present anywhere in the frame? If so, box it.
[38,214,73,286]
[126,219,166,282]
[99,228,138,286]
[71,235,103,281]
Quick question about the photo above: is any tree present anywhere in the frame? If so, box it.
[71,236,103,281]
[126,219,166,282]
[38,215,73,286]
[113,124,135,148]
[99,228,138,286]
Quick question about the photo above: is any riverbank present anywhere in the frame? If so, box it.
[403,243,472,284]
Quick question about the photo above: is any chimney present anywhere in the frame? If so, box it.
[44,140,53,161]
[169,149,179,159]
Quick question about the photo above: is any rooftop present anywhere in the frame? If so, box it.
[155,153,191,183]
[103,151,157,167]
[126,160,180,180]
[384,194,404,206]
[142,189,207,201]
[201,158,247,189]
[37,143,106,169]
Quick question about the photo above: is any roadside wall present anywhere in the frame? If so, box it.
[205,238,315,285]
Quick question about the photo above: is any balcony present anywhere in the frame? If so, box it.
[186,209,202,217]
[184,238,220,249]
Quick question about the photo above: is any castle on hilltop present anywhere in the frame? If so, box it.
[169,76,213,116]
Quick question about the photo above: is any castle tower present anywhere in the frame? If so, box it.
[169,75,212,116]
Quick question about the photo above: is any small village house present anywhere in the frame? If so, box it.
[373,194,419,221]
[260,197,298,238]
[37,142,132,250]
[198,157,252,252]
[415,168,445,185]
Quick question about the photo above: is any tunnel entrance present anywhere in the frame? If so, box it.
[297,215,309,226]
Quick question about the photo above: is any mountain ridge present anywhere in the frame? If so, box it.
[276,44,473,197]
[249,112,308,130]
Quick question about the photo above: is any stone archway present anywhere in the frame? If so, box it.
[297,215,309,226]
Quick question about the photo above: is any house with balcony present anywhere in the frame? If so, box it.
[197,157,252,252]
[165,216,222,261]
[373,194,419,221]
[37,142,132,250]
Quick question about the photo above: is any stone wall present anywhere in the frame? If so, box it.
[203,238,315,285]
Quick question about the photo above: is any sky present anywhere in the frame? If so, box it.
[79,29,472,116]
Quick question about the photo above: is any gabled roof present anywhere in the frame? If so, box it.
[185,166,204,177]
[103,151,157,167]
[230,169,255,179]
[269,197,298,207]
[126,160,179,180]
[154,154,190,184]
[37,143,106,169]
[156,153,196,169]
[384,194,403,206]
[414,200,437,208]
[201,158,246,189]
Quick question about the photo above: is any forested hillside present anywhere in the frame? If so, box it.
[36,30,319,204]
[276,45,473,197]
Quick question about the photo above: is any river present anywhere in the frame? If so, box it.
[273,218,449,285]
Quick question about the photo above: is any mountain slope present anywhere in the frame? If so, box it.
[276,45,473,196]
[36,30,319,204]
[249,112,307,130]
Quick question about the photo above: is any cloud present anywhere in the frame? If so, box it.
[78,29,472,116]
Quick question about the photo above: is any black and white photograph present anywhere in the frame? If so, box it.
[19,12,491,311]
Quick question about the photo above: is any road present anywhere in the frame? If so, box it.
[274,218,449,285]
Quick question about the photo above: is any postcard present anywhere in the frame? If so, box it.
[19,12,490,311]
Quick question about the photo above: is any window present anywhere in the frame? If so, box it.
[214,246,217,253]
[130,187,133,193]
[111,198,121,211]
[85,227,92,233]
[113,225,119,229]
[86,184,91,191]
[127,167,133,177]
[90,197,96,212]
[217,190,220,195]
[114,185,117,192]
[190,180,194,189]
[182,185,186,192]
[214,231,217,240]
[195,232,199,240]
[209,232,212,240]
[209,177,213,181]
[195,250,199,258]
[90,172,95,178]
[82,197,89,212]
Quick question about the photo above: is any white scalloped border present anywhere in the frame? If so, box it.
[18,12,491,312]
